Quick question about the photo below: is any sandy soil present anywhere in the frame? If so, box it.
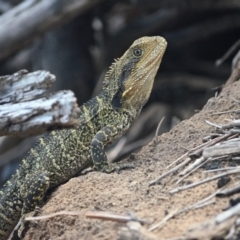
[24,81,240,240]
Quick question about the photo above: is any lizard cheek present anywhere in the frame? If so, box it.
[122,86,137,101]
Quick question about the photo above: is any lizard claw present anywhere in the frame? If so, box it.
[114,163,134,174]
[94,163,134,173]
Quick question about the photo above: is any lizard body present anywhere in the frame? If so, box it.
[0,36,167,239]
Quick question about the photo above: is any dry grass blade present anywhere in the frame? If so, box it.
[86,211,146,224]
[154,116,165,145]
[25,211,84,221]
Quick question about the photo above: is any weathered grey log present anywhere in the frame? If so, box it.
[203,141,240,158]
[0,90,79,137]
[0,69,55,104]
[0,0,104,61]
[0,70,80,137]
[222,120,240,129]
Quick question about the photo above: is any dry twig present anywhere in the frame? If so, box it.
[149,157,192,186]
[178,156,206,177]
[170,167,240,194]
[176,157,209,184]
[216,182,240,197]
[205,120,222,129]
[86,211,146,224]
[25,210,146,224]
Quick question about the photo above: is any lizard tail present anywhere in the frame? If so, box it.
[0,180,22,240]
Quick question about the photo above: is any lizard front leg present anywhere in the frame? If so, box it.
[91,124,132,173]
[18,172,50,238]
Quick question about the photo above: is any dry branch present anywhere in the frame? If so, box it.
[0,0,104,61]
[0,70,80,137]
[203,141,240,158]
[216,183,240,197]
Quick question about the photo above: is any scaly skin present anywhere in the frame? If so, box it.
[0,36,167,239]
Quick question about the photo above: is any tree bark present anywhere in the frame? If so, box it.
[0,70,80,137]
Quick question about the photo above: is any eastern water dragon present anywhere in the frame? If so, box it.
[0,36,167,239]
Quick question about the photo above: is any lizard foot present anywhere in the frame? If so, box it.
[94,162,134,173]
[113,163,134,174]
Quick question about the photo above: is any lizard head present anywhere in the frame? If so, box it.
[103,36,167,113]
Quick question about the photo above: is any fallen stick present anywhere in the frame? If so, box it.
[25,210,146,224]
[149,157,192,186]
[203,140,240,158]
[216,182,240,197]
[0,70,80,137]
[178,156,206,176]
[177,157,209,184]
[86,211,146,224]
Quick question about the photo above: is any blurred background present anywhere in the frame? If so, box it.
[0,0,240,186]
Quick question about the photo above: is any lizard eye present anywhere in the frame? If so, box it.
[133,48,143,57]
